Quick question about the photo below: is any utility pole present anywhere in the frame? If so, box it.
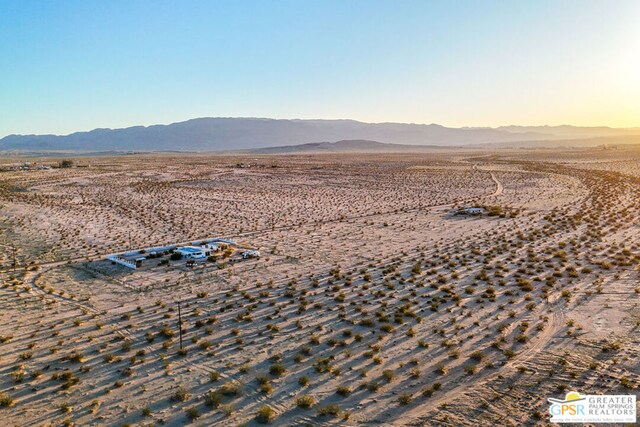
[128,230,132,251]
[178,302,184,351]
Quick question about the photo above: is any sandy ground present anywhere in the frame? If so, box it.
[0,148,638,426]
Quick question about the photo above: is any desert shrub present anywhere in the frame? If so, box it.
[380,323,394,333]
[171,386,190,402]
[317,404,341,416]
[336,385,351,396]
[412,263,421,274]
[59,370,80,389]
[260,382,273,395]
[205,390,222,407]
[314,358,332,373]
[211,401,230,417]
[11,370,25,383]
[255,405,276,424]
[121,340,132,352]
[269,363,286,376]
[0,393,13,407]
[398,393,412,405]
[103,353,118,363]
[160,326,174,339]
[298,376,310,386]
[602,341,621,352]
[620,377,635,389]
[367,381,381,392]
[256,374,270,385]
[186,406,200,420]
[67,351,84,363]
[220,380,242,396]
[295,394,315,408]
[470,351,486,361]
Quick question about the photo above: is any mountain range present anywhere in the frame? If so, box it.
[1,118,639,152]
[242,140,445,154]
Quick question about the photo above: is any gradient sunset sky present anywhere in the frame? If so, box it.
[1,0,639,136]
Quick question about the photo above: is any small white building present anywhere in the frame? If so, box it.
[203,243,220,252]
[176,246,208,259]
[464,207,484,215]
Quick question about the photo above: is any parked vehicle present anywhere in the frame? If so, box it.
[241,250,260,259]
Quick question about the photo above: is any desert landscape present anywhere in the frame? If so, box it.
[0,147,638,426]
[3,1,639,425]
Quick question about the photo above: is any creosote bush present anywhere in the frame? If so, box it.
[171,386,190,402]
[0,393,13,407]
[255,405,277,424]
[296,394,315,408]
[317,404,341,417]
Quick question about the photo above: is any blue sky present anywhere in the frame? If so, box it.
[1,0,639,136]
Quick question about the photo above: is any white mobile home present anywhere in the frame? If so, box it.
[176,246,207,259]
[203,243,220,252]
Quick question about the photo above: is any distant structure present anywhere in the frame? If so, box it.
[0,162,52,172]
[241,250,260,259]
[105,238,247,270]
[457,207,484,216]
[175,246,209,259]
[107,255,138,269]
[202,242,220,251]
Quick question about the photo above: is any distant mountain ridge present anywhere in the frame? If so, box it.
[1,118,639,152]
[496,125,640,138]
[243,135,640,153]
[242,139,445,154]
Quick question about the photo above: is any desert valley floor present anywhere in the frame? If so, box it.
[0,148,638,426]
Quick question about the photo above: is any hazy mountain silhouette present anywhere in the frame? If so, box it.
[242,140,446,154]
[1,118,638,152]
[496,125,640,138]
